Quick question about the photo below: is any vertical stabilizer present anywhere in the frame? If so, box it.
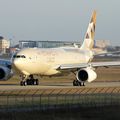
[80,10,96,50]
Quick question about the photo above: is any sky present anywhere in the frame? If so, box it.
[0,0,120,45]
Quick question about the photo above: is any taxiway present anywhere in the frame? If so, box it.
[0,81,119,91]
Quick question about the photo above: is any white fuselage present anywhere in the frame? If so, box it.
[12,47,93,76]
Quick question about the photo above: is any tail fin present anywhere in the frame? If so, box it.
[80,10,96,50]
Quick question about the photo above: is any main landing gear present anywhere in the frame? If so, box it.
[73,79,85,86]
[20,75,39,86]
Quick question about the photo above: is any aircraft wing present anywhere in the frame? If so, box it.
[56,61,120,70]
[94,51,120,56]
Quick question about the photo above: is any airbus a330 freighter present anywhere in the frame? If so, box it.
[1,10,120,86]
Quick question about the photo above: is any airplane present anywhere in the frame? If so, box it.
[1,10,120,86]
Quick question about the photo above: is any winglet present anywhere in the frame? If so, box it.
[80,10,97,50]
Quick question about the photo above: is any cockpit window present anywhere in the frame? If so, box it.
[21,55,26,58]
[13,55,26,58]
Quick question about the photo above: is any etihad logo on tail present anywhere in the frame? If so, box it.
[81,10,96,50]
[85,10,96,40]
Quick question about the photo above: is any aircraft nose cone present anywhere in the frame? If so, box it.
[13,59,21,69]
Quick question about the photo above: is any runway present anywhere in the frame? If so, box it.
[0,81,120,91]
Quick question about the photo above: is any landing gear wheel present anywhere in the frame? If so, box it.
[26,79,34,85]
[73,80,81,86]
[25,79,39,85]
[82,82,85,86]
[73,80,86,86]
[34,79,39,85]
[23,81,27,86]
[73,80,76,86]
[20,81,24,86]
[20,81,27,86]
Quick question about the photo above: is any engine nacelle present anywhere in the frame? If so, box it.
[0,66,13,80]
[76,67,97,82]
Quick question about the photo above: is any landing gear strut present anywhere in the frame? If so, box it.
[73,80,85,86]
[20,75,39,86]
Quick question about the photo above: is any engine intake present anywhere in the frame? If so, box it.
[76,67,97,82]
[0,66,13,80]
[0,68,5,79]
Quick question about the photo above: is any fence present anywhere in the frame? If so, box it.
[0,87,120,111]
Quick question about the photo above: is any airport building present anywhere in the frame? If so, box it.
[95,40,110,48]
[19,40,80,49]
[19,41,37,48]
[19,40,110,49]
[0,36,10,54]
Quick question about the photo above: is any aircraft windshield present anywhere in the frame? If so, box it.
[13,55,26,58]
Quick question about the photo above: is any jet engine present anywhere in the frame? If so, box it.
[76,67,97,82]
[0,66,13,80]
